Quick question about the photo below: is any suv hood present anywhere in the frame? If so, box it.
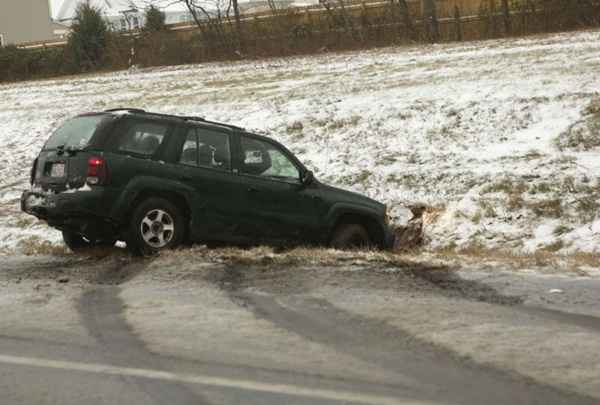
[318,182,385,213]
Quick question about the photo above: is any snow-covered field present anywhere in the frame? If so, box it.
[1,30,599,255]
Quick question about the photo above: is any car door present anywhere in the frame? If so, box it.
[234,133,321,244]
[174,125,247,242]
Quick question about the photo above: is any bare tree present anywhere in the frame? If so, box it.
[397,0,415,40]
[422,0,439,42]
[388,0,415,41]
[321,0,360,41]
[144,0,241,51]
[231,0,243,50]
[501,0,511,34]
[454,5,462,41]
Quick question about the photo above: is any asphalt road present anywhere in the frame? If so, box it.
[1,250,600,405]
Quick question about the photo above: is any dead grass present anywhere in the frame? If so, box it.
[553,224,573,236]
[430,247,600,273]
[523,149,543,160]
[483,178,527,195]
[326,116,361,130]
[528,182,554,195]
[478,200,497,218]
[12,216,36,228]
[575,195,600,222]
[160,242,599,276]
[339,169,372,186]
[286,121,304,133]
[555,99,600,151]
[507,191,525,210]
[539,240,564,253]
[527,198,563,218]
[16,236,69,256]
[161,245,425,269]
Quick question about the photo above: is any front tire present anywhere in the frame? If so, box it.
[330,223,371,250]
[127,197,184,256]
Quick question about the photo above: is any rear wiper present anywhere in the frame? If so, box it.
[65,146,85,155]
[56,145,65,156]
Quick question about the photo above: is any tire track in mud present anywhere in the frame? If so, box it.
[518,306,600,333]
[76,258,212,405]
[213,265,599,405]
[412,269,600,332]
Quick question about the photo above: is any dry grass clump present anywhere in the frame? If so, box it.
[528,182,554,195]
[555,99,600,151]
[338,170,372,186]
[553,224,573,236]
[16,236,69,256]
[538,240,564,253]
[481,178,529,212]
[575,195,600,223]
[483,177,527,195]
[430,247,599,273]
[527,198,563,218]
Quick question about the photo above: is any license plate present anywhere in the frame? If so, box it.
[50,163,65,178]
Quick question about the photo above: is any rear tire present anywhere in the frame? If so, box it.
[330,224,371,250]
[126,197,184,256]
[62,230,116,252]
[62,230,89,252]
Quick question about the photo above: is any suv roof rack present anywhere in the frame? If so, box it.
[105,108,146,114]
[182,116,244,131]
[104,108,244,131]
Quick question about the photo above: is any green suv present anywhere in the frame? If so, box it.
[21,109,394,254]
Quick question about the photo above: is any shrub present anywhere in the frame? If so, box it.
[144,5,167,33]
[0,45,67,83]
[67,2,108,71]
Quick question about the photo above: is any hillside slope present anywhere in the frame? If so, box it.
[1,30,599,254]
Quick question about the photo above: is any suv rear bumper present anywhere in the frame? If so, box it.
[21,189,116,236]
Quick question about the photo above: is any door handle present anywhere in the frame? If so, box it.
[247,187,259,193]
[179,175,192,181]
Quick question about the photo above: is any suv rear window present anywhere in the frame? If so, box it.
[43,115,108,150]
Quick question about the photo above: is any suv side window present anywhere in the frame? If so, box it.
[178,127,231,171]
[117,120,168,156]
[239,136,300,182]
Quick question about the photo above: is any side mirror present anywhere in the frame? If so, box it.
[301,170,314,186]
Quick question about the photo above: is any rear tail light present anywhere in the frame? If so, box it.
[87,156,108,185]
[30,158,38,185]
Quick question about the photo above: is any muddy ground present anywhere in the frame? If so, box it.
[1,247,600,404]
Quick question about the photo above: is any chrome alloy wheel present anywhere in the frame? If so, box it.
[140,209,175,248]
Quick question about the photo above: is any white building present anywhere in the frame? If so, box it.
[50,0,317,31]
[51,0,194,30]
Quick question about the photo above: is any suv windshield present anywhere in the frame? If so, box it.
[43,115,108,150]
